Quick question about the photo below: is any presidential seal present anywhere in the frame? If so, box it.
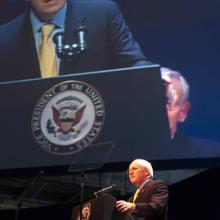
[31,80,105,155]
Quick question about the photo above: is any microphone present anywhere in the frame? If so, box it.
[75,26,87,52]
[53,26,88,60]
[53,31,64,59]
[94,184,116,197]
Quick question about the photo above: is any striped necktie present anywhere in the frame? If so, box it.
[39,24,57,78]
[132,189,140,203]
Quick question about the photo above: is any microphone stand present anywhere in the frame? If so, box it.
[79,169,86,220]
[14,202,21,220]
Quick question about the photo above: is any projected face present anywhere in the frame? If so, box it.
[26,0,66,21]
[165,75,190,138]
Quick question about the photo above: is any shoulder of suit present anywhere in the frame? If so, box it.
[154,179,167,185]
[145,179,167,187]
[0,13,27,34]
[74,0,118,10]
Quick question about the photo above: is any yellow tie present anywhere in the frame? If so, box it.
[39,24,57,78]
[132,189,140,203]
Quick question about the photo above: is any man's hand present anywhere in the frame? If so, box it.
[116,200,136,213]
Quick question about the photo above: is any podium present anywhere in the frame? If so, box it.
[71,194,134,220]
[0,65,171,172]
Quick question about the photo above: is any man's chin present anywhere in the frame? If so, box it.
[36,7,60,20]
[130,179,136,185]
[39,0,64,12]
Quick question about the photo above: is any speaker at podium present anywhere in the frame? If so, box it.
[71,193,134,220]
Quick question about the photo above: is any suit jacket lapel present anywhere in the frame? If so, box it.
[135,179,153,202]
[60,0,87,74]
[12,13,40,79]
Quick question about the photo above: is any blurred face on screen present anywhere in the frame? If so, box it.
[26,0,66,21]
[165,76,190,138]
[128,160,149,187]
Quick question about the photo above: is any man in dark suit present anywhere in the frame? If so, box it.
[0,0,150,82]
[116,159,168,220]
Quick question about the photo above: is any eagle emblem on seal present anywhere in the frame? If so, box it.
[46,96,88,140]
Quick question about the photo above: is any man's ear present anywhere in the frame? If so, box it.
[144,169,150,178]
[178,101,191,123]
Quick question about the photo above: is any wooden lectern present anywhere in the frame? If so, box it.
[71,194,134,220]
